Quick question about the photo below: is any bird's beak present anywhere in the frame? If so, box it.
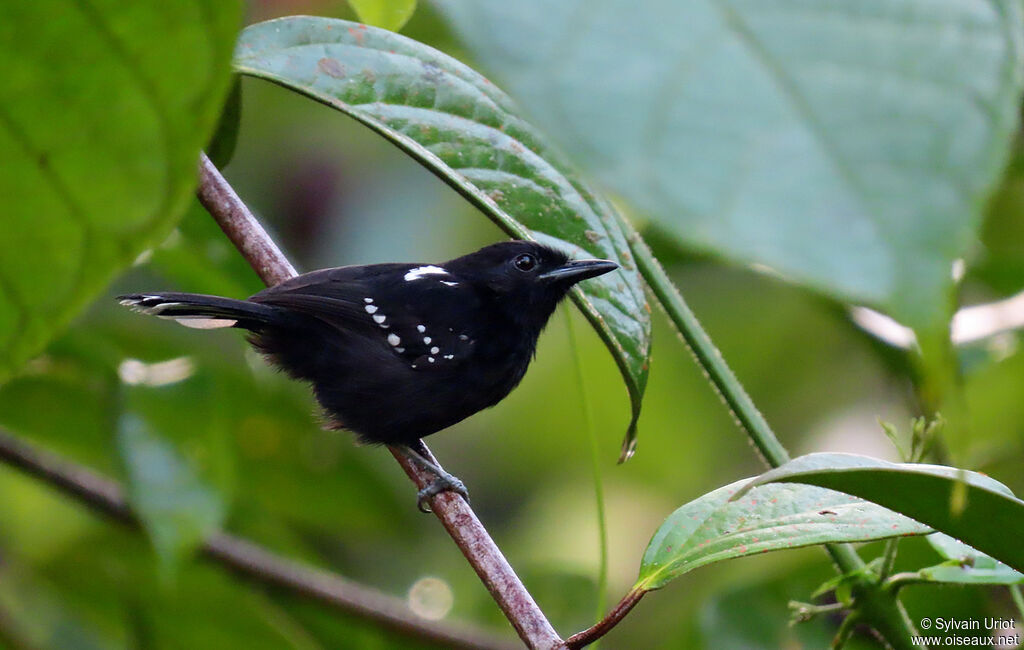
[540,258,618,283]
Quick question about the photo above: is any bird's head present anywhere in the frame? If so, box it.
[447,241,618,327]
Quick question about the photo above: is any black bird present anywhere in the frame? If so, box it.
[118,241,617,510]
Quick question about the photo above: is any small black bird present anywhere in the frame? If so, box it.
[119,241,617,510]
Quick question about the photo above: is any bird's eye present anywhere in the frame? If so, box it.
[513,253,537,272]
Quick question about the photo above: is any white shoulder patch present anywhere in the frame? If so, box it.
[403,265,448,282]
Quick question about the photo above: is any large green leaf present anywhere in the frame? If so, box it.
[234,16,651,458]
[735,453,1024,573]
[0,0,242,381]
[635,478,930,591]
[437,0,1024,328]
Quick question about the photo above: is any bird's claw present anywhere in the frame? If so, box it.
[417,475,470,513]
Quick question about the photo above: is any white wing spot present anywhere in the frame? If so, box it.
[423,336,431,344]
[364,297,374,303]
[428,357,435,363]
[417,325,426,333]
[444,354,454,360]
[387,333,401,346]
[440,281,458,287]
[364,304,378,314]
[373,314,386,324]
[404,265,448,282]
[396,347,405,353]
[458,334,469,341]
[430,346,439,355]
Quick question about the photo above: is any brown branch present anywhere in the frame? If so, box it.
[197,152,565,649]
[0,427,516,650]
[565,588,645,648]
[196,153,296,286]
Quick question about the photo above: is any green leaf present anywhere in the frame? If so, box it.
[734,453,1024,573]
[348,0,417,32]
[118,413,224,577]
[234,16,651,459]
[915,533,1024,585]
[0,0,242,382]
[437,0,1024,328]
[635,478,930,591]
[915,562,1024,586]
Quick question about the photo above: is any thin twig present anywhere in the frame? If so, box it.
[565,588,645,648]
[197,152,564,649]
[0,427,513,650]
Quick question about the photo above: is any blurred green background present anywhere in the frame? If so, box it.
[1,1,1023,648]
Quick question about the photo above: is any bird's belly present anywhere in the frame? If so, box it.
[314,350,531,446]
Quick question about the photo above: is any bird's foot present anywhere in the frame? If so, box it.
[417,472,469,513]
[396,443,471,513]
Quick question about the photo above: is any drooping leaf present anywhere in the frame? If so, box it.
[437,0,1024,329]
[234,17,651,459]
[635,478,930,591]
[735,453,1024,573]
[348,0,417,32]
[117,413,225,577]
[0,0,243,381]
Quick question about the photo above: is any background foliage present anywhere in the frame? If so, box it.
[1,0,1023,648]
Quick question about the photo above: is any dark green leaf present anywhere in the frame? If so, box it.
[635,478,930,591]
[437,0,1024,328]
[234,16,651,459]
[0,0,242,381]
[735,453,1024,573]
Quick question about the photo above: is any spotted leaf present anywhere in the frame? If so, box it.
[636,478,931,592]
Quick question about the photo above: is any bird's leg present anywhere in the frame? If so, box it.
[396,441,470,513]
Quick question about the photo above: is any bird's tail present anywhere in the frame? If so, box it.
[117,292,287,331]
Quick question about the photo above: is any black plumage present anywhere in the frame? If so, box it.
[119,241,617,508]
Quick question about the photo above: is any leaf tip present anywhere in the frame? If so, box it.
[618,418,639,463]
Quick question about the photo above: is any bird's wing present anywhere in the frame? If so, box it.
[250,264,408,330]
[251,264,478,369]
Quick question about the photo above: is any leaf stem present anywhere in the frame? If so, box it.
[627,235,787,466]
[882,572,926,594]
[564,304,609,627]
[1008,585,1024,620]
[879,539,900,582]
[831,612,860,649]
[565,588,645,648]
